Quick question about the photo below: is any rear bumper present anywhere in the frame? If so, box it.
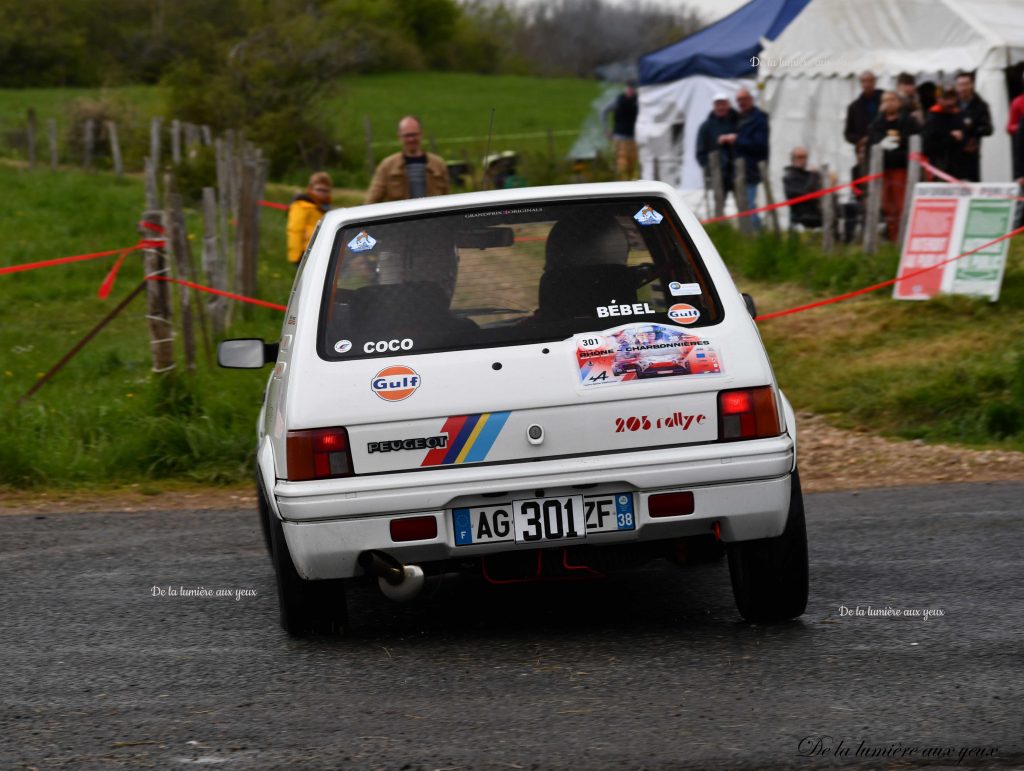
[272,436,794,580]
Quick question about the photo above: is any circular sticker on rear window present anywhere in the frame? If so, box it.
[334,339,352,353]
[667,303,700,325]
[371,365,421,402]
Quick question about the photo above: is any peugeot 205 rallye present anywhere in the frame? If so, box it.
[219,181,808,636]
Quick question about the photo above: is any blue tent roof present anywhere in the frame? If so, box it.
[638,0,811,85]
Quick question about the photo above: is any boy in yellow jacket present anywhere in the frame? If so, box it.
[287,172,332,265]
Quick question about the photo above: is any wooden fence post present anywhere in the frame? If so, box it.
[234,144,265,300]
[142,157,174,374]
[150,117,162,169]
[708,150,725,219]
[821,163,835,254]
[200,125,213,147]
[363,116,375,180]
[898,134,921,247]
[734,157,750,235]
[164,177,196,372]
[47,119,57,168]
[171,119,182,164]
[214,137,233,278]
[862,144,884,254]
[83,119,95,169]
[202,186,230,337]
[758,160,780,236]
[106,121,123,177]
[26,108,37,168]
[184,122,200,158]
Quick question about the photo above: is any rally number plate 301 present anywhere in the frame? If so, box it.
[452,493,635,546]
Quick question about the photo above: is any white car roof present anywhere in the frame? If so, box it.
[323,181,682,229]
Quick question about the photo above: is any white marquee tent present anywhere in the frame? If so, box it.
[635,0,810,193]
[759,0,1024,190]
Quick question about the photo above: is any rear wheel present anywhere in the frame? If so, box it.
[269,507,349,636]
[727,470,808,622]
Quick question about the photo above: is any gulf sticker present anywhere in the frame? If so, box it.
[667,303,700,325]
[371,365,421,401]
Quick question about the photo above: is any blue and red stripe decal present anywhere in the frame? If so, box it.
[421,411,511,467]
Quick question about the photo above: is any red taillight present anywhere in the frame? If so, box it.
[648,491,695,518]
[718,386,780,441]
[390,516,438,542]
[286,427,354,481]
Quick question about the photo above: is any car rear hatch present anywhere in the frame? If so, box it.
[289,193,779,477]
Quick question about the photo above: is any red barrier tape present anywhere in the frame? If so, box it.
[97,249,130,299]
[755,223,1024,321]
[700,172,884,224]
[0,241,163,276]
[259,199,290,211]
[910,152,961,184]
[146,275,287,311]
[909,153,1024,200]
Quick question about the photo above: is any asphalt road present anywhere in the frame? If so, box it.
[1,482,1022,770]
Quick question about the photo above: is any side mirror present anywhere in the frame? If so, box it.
[742,293,758,319]
[217,338,279,369]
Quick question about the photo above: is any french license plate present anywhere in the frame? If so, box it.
[452,492,635,546]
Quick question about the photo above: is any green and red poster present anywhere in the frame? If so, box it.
[895,183,1017,302]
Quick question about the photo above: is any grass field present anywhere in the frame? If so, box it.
[0,164,293,489]
[724,228,1024,452]
[0,73,604,187]
[1,162,1022,492]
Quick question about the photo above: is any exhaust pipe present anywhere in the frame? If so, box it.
[359,550,426,603]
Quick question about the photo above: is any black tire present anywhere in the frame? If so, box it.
[268,507,349,637]
[726,469,809,623]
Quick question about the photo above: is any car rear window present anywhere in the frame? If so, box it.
[317,197,723,360]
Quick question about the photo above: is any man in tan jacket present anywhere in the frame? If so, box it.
[366,116,449,203]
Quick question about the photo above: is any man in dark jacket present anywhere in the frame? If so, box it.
[730,87,770,228]
[954,72,993,181]
[603,81,639,180]
[783,147,823,228]
[696,93,738,196]
[868,91,920,241]
[922,87,966,179]
[845,71,884,152]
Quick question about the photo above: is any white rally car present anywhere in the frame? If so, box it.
[219,181,807,635]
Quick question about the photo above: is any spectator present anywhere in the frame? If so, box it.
[844,71,884,153]
[868,90,920,242]
[782,146,823,229]
[286,171,331,266]
[602,81,639,180]
[1006,73,1024,137]
[1014,111,1024,228]
[896,72,925,128]
[729,87,770,229]
[840,143,868,243]
[696,93,739,199]
[922,87,966,179]
[954,72,993,182]
[366,115,449,203]
[917,81,938,113]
